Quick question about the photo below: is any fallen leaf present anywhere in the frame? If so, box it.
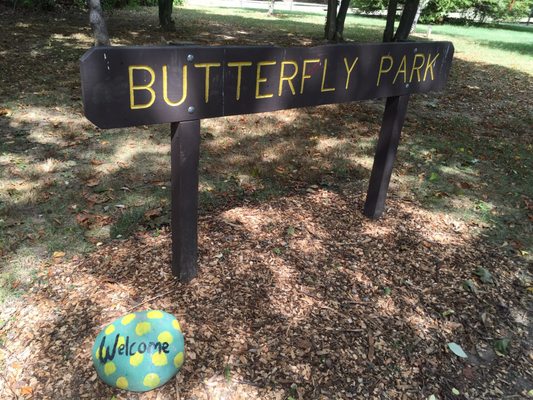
[448,342,468,358]
[494,338,510,356]
[475,266,493,284]
[462,366,475,380]
[86,178,100,187]
[463,279,478,294]
[84,193,110,204]
[144,208,163,219]
[76,213,91,227]
[456,181,473,189]
[20,386,33,395]
[52,251,65,258]
[442,309,455,317]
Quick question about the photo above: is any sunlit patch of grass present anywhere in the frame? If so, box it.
[0,246,45,304]
[36,158,63,174]
[111,207,147,239]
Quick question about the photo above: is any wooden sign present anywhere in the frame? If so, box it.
[81,42,454,128]
[80,42,454,282]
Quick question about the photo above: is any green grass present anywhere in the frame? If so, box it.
[178,5,387,42]
[410,22,533,75]
[181,5,533,71]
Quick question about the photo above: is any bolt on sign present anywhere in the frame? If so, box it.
[80,42,454,281]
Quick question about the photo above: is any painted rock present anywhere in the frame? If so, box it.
[92,310,185,392]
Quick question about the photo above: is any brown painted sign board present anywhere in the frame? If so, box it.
[81,42,454,128]
[80,42,454,282]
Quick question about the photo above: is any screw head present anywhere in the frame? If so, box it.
[414,48,418,53]
[187,54,194,62]
[405,83,410,88]
[188,106,195,114]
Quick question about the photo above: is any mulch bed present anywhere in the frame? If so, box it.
[1,190,531,399]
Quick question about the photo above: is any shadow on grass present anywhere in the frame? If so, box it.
[478,39,533,56]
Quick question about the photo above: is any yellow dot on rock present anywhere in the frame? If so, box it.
[158,331,173,344]
[147,310,163,319]
[130,352,144,367]
[152,352,168,367]
[174,352,184,369]
[117,336,125,347]
[172,319,181,331]
[104,361,116,376]
[105,325,115,335]
[95,348,100,360]
[116,376,128,390]
[135,322,151,336]
[143,373,160,388]
[121,313,136,325]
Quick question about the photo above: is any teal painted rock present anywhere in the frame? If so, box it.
[92,310,185,392]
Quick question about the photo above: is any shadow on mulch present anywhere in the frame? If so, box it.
[3,192,530,399]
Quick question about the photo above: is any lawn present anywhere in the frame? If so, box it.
[0,4,531,399]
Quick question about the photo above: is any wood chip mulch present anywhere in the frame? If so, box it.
[1,191,531,399]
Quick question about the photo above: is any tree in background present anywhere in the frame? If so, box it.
[88,0,110,46]
[268,0,275,16]
[352,0,532,23]
[410,0,430,32]
[383,0,420,41]
[324,0,421,41]
[325,0,352,41]
[158,0,174,29]
[11,0,182,30]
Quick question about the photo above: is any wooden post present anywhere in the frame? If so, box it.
[364,95,410,219]
[170,120,200,281]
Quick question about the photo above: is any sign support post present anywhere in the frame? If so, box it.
[80,42,454,281]
[364,94,410,219]
[170,120,200,282]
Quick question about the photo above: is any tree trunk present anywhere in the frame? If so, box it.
[334,0,351,41]
[88,0,110,46]
[159,0,175,30]
[393,0,420,41]
[325,0,338,41]
[268,0,275,16]
[410,0,428,33]
[383,0,397,42]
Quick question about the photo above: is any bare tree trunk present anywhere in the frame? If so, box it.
[334,0,351,41]
[325,0,338,40]
[383,0,397,42]
[88,0,110,46]
[410,0,428,33]
[268,0,275,16]
[159,0,175,30]
[394,0,419,41]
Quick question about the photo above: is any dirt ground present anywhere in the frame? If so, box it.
[2,195,532,399]
[0,5,532,400]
